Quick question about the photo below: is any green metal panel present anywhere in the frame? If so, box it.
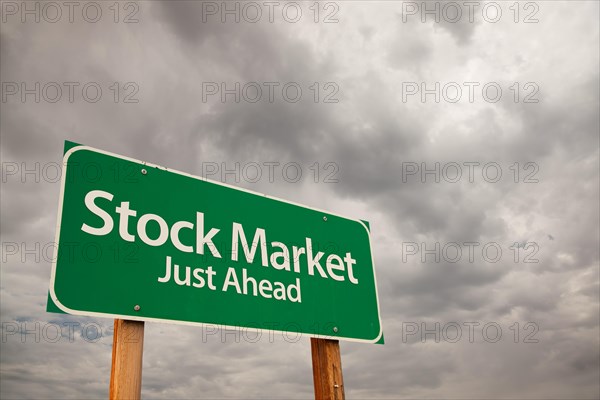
[48,143,383,343]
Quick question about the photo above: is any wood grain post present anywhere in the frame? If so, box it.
[110,319,145,400]
[311,338,345,400]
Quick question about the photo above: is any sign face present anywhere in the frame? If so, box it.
[49,142,383,343]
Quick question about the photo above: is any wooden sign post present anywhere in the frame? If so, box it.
[109,319,145,400]
[311,338,345,400]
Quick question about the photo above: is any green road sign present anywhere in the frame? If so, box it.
[48,141,383,343]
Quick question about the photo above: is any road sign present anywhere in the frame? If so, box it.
[48,141,383,343]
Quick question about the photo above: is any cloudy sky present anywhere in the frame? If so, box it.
[1,0,599,398]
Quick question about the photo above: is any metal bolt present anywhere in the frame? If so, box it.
[323,216,327,221]
[134,305,141,311]
[333,326,338,333]
[334,384,340,388]
[141,169,147,175]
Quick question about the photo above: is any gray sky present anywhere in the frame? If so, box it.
[1,1,599,399]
